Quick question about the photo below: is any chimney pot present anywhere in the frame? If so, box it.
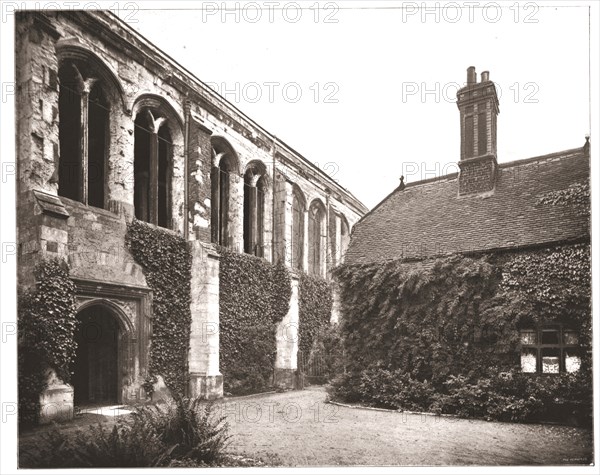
[467,66,476,85]
[481,71,490,82]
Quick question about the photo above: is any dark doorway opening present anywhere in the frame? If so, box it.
[72,305,119,405]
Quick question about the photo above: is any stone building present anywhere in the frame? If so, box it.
[16,11,367,423]
[345,67,590,375]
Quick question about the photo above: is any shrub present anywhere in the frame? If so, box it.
[134,397,231,463]
[328,372,363,403]
[21,422,171,468]
[329,366,593,425]
[328,368,434,411]
[21,397,230,468]
[357,368,436,411]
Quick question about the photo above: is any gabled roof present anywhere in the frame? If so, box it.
[345,145,590,265]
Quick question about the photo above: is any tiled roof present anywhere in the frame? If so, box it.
[345,146,590,265]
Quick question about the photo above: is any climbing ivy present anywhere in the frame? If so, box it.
[219,250,291,395]
[497,243,591,358]
[126,220,192,397]
[331,243,592,423]
[18,259,78,425]
[536,182,590,216]
[298,273,333,356]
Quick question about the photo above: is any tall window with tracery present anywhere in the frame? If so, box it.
[291,187,305,270]
[211,141,239,248]
[243,163,267,257]
[58,60,108,208]
[133,109,172,228]
[308,200,326,277]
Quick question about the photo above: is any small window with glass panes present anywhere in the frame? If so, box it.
[519,325,580,374]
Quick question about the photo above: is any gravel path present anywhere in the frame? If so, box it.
[215,386,593,466]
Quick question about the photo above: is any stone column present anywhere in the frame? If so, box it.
[188,242,223,399]
[229,172,244,252]
[274,276,299,388]
[71,65,97,204]
[187,113,213,242]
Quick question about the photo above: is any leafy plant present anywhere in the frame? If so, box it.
[126,220,193,397]
[133,397,231,463]
[219,250,291,394]
[306,322,345,383]
[21,397,231,468]
[18,259,78,426]
[298,273,333,356]
[330,243,592,425]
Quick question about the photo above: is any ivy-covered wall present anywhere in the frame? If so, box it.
[219,250,291,394]
[298,273,333,356]
[331,243,592,424]
[18,259,78,425]
[126,220,192,397]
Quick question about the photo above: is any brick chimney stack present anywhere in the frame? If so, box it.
[456,66,499,196]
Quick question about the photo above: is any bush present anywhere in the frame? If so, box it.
[21,397,230,468]
[21,422,171,468]
[328,366,593,425]
[328,368,434,411]
[328,372,363,403]
[132,396,231,463]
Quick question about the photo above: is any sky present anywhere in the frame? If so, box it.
[125,0,592,209]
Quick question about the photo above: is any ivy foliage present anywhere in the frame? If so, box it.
[298,273,333,357]
[334,255,515,383]
[126,220,192,397]
[219,250,291,395]
[18,259,77,425]
[536,182,590,216]
[497,244,591,353]
[331,243,592,423]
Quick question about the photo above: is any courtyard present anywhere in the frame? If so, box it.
[19,387,594,467]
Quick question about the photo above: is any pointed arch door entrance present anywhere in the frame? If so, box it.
[72,305,120,405]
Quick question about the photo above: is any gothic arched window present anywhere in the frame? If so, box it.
[291,186,306,270]
[134,109,173,228]
[58,60,109,208]
[243,161,268,257]
[308,199,326,277]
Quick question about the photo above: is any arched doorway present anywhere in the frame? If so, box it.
[72,305,120,405]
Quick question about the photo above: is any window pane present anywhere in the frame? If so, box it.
[520,330,537,345]
[565,350,581,373]
[542,348,560,374]
[521,349,537,373]
[541,328,559,344]
[563,330,579,345]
